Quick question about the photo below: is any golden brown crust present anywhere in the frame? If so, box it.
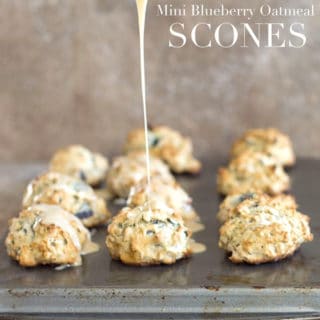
[217,192,297,223]
[217,151,290,195]
[124,126,201,174]
[22,172,111,227]
[49,145,109,186]
[106,152,175,199]
[231,128,295,167]
[5,205,95,267]
[218,199,313,264]
[127,178,198,222]
[106,206,191,266]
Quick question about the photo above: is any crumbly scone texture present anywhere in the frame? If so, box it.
[49,144,109,186]
[127,177,198,222]
[106,206,191,266]
[219,199,313,264]
[217,151,290,195]
[106,152,175,199]
[217,192,297,223]
[22,172,110,228]
[5,204,92,267]
[124,126,201,174]
[231,128,295,166]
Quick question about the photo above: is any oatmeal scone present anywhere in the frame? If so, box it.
[5,204,98,267]
[124,126,201,174]
[231,128,295,166]
[49,145,108,186]
[106,152,175,199]
[217,151,290,195]
[22,172,110,228]
[219,198,313,264]
[106,205,191,265]
[127,177,198,222]
[217,192,297,223]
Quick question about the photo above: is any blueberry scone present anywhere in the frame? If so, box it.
[106,205,191,265]
[219,199,313,264]
[217,151,290,195]
[5,204,98,267]
[217,192,297,223]
[231,128,295,167]
[106,152,175,199]
[127,178,198,222]
[124,126,201,174]
[49,145,108,186]
[22,172,111,227]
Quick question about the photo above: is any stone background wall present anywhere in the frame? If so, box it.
[0,0,319,162]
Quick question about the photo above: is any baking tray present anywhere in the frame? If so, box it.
[0,159,320,318]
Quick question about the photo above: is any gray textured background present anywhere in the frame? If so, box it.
[0,0,319,162]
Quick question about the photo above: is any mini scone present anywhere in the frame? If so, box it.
[124,126,201,174]
[106,152,175,199]
[5,204,98,267]
[106,205,191,265]
[127,178,198,222]
[217,192,297,223]
[219,201,313,264]
[49,145,108,186]
[217,151,290,195]
[231,128,295,166]
[22,172,111,227]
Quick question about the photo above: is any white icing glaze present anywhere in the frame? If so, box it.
[33,204,84,250]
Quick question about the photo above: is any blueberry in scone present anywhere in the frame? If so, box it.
[218,198,313,264]
[231,128,295,167]
[124,126,201,174]
[127,177,198,222]
[217,192,297,223]
[5,204,98,267]
[22,172,110,227]
[106,205,191,265]
[217,151,290,196]
[106,152,175,199]
[49,145,109,186]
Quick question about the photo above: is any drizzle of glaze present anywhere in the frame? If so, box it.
[31,204,99,261]
[136,0,152,208]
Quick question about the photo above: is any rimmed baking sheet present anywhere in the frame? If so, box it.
[0,159,319,316]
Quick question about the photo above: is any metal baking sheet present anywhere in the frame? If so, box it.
[0,159,320,317]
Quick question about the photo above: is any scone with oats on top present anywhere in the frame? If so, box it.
[106,205,191,266]
[127,177,198,222]
[217,151,290,196]
[5,204,98,267]
[49,145,109,187]
[106,152,175,199]
[124,126,201,174]
[219,198,313,264]
[217,192,297,223]
[22,172,111,228]
[231,128,295,167]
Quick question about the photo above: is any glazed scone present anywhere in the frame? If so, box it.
[219,201,313,264]
[5,204,98,267]
[127,178,198,222]
[217,192,297,223]
[231,128,295,166]
[49,145,108,186]
[106,152,175,199]
[106,205,191,265]
[124,126,201,174]
[217,151,290,195]
[22,172,111,228]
